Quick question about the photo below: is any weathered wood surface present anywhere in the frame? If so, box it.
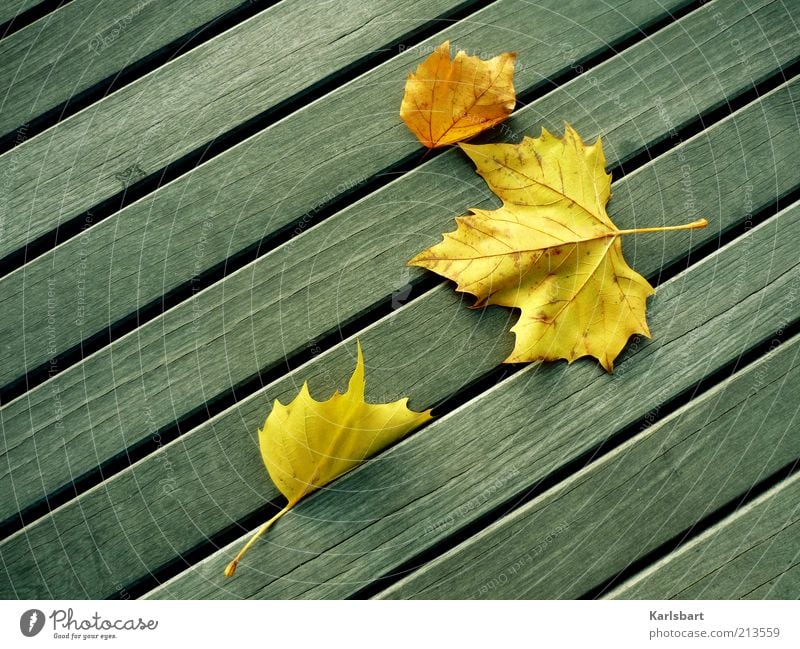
[607,472,800,600]
[141,200,798,600]
[378,335,800,599]
[3,185,796,597]
[5,0,796,389]
[0,3,800,390]
[0,0,490,261]
[1,56,795,535]
[0,0,250,139]
[0,0,797,602]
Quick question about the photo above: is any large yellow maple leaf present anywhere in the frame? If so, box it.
[409,125,707,371]
[225,342,431,576]
[400,40,516,149]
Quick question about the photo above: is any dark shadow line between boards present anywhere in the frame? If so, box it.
[2,63,798,563]
[1,62,797,543]
[580,457,800,600]
[0,0,733,404]
[119,204,800,600]
[0,0,498,264]
[346,322,800,600]
[0,0,72,41]
[0,0,788,593]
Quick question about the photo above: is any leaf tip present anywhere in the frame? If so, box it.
[346,340,367,398]
[355,338,364,363]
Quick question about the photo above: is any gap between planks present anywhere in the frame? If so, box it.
[140,202,800,600]
[1,0,789,400]
[1,183,797,599]
[374,334,800,599]
[0,0,282,150]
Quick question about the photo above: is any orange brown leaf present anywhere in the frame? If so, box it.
[400,41,516,149]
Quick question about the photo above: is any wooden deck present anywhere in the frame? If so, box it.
[0,0,797,600]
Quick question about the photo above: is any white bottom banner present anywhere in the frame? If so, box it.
[1,600,796,648]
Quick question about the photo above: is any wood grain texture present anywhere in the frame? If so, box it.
[140,201,800,599]
[5,0,795,389]
[0,0,249,138]
[379,335,800,599]
[2,189,797,598]
[0,56,797,537]
[0,0,712,383]
[6,36,800,525]
[0,0,43,29]
[608,472,800,600]
[0,0,483,260]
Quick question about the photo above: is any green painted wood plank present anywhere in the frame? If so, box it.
[378,336,800,599]
[0,0,251,137]
[607,473,800,600]
[2,177,797,598]
[0,0,484,260]
[0,0,705,389]
[0,1,42,29]
[0,0,505,264]
[4,0,794,389]
[140,201,800,600]
[743,566,800,599]
[0,39,797,538]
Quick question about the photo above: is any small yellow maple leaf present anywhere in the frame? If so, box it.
[225,342,432,576]
[409,125,707,372]
[400,40,516,149]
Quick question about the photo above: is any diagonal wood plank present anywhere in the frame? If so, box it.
[1,46,797,535]
[4,0,794,389]
[0,0,712,384]
[1,151,797,598]
[0,0,487,260]
[606,472,800,600]
[378,335,800,599]
[0,0,252,139]
[140,201,800,599]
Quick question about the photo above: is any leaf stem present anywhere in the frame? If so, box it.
[224,503,293,577]
[616,218,708,236]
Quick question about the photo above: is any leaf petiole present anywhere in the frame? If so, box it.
[615,218,708,236]
[224,502,294,577]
